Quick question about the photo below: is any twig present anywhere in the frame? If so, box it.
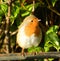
[10,30,18,36]
[32,0,35,13]
[47,6,60,16]
[46,0,60,16]
[0,0,15,4]
[4,0,11,53]
[46,0,50,6]
[39,0,60,16]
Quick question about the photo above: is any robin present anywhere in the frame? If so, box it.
[17,14,42,54]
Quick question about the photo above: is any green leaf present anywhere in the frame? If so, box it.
[2,0,7,2]
[48,32,59,50]
[48,58,54,61]
[0,10,4,16]
[46,25,59,34]
[26,3,39,11]
[21,3,39,17]
[44,36,53,52]
[44,25,59,52]
[51,0,58,7]
[1,4,8,14]
[20,0,26,3]
[28,46,43,53]
[10,5,20,25]
[14,6,20,18]
[0,16,2,23]
[21,11,30,17]
[10,15,15,25]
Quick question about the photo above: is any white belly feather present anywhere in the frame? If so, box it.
[17,26,42,49]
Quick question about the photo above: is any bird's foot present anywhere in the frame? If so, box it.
[21,52,26,56]
[21,48,25,56]
[32,52,38,55]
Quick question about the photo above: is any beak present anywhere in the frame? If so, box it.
[38,19,41,21]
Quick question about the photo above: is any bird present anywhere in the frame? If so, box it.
[17,14,42,55]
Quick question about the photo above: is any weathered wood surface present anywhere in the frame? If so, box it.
[0,52,60,60]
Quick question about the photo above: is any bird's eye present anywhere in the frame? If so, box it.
[31,20,33,22]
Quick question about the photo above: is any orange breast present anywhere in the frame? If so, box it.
[24,18,40,37]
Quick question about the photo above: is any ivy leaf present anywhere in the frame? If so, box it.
[28,46,43,53]
[20,0,26,3]
[26,3,39,11]
[10,15,15,25]
[46,25,59,34]
[44,35,53,52]
[1,4,8,14]
[21,11,30,17]
[0,16,2,23]
[21,3,39,17]
[14,6,20,18]
[10,5,20,25]
[51,0,58,7]
[0,10,4,16]
[48,32,59,50]
[44,25,59,52]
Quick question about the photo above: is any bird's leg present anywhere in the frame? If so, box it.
[21,48,25,56]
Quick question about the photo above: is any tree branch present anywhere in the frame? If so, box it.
[39,0,60,16]
[10,30,18,36]
[46,0,60,16]
[47,6,60,16]
[4,0,12,53]
[0,52,60,60]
